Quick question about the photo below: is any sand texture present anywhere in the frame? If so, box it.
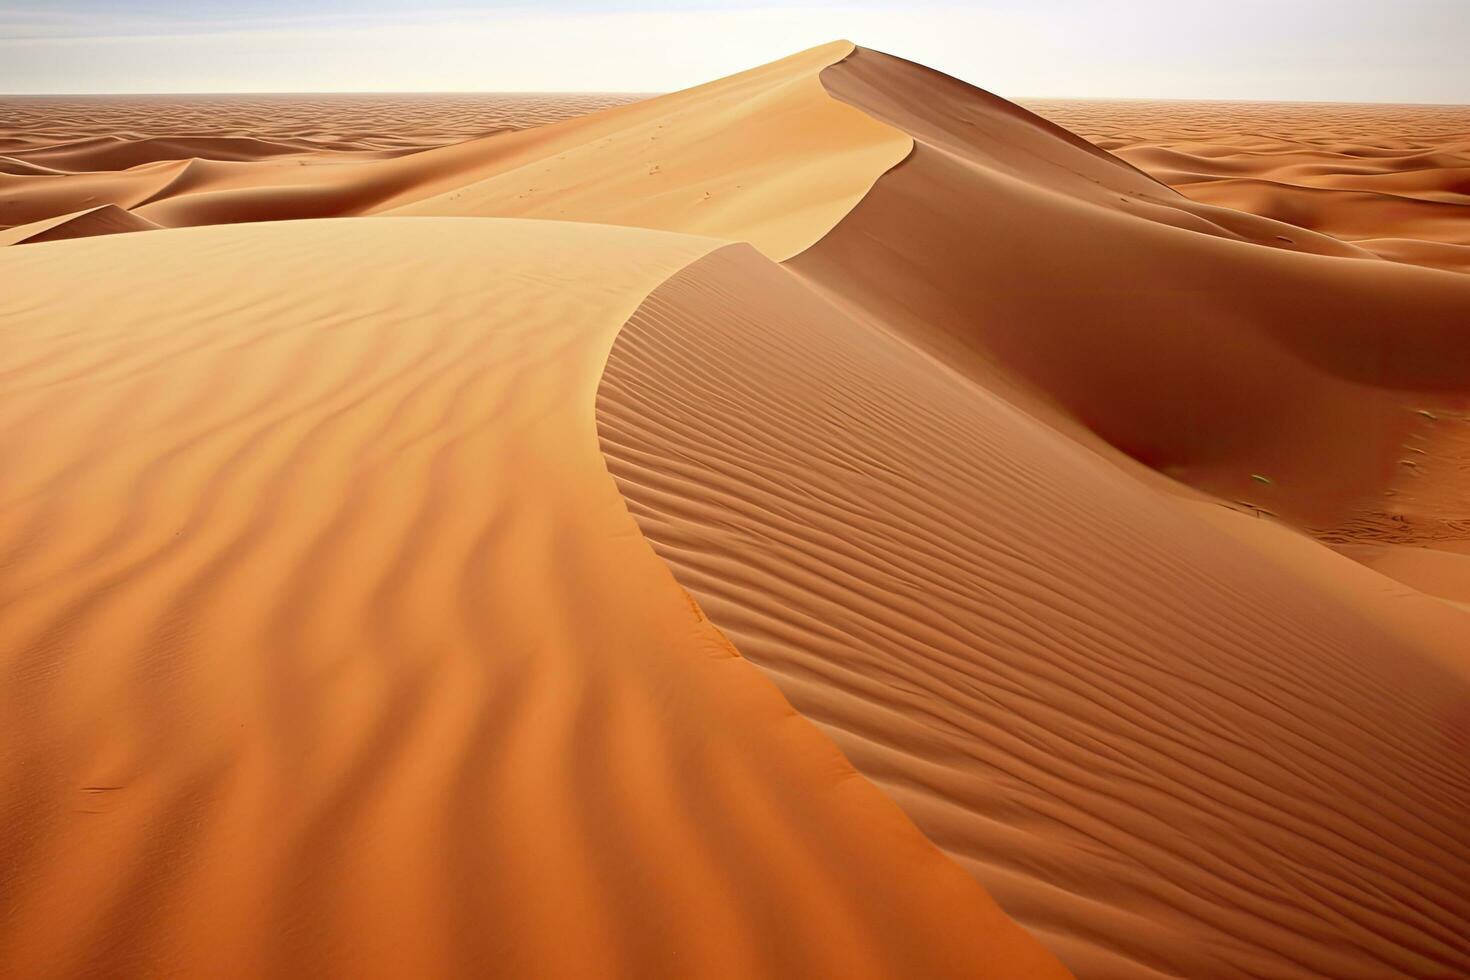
[598,243,1470,978]
[0,217,1067,978]
[0,92,644,156]
[3,39,1469,980]
[1,42,909,260]
[1028,99,1470,273]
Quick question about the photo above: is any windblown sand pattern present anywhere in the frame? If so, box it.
[0,216,1064,978]
[1027,98,1470,271]
[2,38,1468,980]
[597,244,1470,978]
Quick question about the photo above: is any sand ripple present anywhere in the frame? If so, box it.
[597,244,1470,978]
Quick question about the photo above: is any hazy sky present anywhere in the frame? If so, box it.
[3,0,1467,101]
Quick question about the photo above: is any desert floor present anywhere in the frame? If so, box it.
[2,43,1468,979]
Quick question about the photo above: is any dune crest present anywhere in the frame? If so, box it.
[4,37,1469,980]
[0,204,162,247]
[598,241,1470,980]
[595,46,1470,980]
[0,217,1068,978]
[1,43,909,261]
[794,49,1470,532]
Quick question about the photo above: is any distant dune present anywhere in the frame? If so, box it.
[0,204,162,246]
[0,92,645,157]
[1029,98,1470,273]
[2,40,1467,979]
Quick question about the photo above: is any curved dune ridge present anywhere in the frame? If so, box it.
[0,204,163,247]
[595,46,1470,980]
[0,218,1066,978]
[794,49,1470,533]
[597,243,1470,979]
[0,42,909,261]
[3,36,1470,980]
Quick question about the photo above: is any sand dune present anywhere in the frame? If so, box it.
[0,94,635,231]
[593,47,1470,979]
[2,134,332,172]
[4,38,1469,980]
[1029,99,1470,272]
[1,43,907,260]
[0,217,1065,978]
[795,49,1470,530]
[0,204,162,247]
[0,92,642,154]
[599,241,1470,980]
[384,41,910,259]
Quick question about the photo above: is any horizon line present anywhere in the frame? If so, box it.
[4,89,1467,108]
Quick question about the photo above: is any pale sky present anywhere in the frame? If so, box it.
[2,0,1467,102]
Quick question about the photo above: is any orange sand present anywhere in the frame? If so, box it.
[0,218,1064,977]
[1028,99,1470,273]
[2,42,908,260]
[0,92,643,157]
[3,39,1469,980]
[599,244,1470,978]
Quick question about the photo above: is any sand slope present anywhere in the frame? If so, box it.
[592,45,1470,980]
[5,38,1470,980]
[385,41,911,259]
[0,205,162,247]
[0,218,1066,978]
[598,243,1470,979]
[0,43,907,261]
[793,49,1470,531]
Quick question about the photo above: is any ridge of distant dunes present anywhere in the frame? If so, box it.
[0,93,646,156]
[1027,99,1470,274]
[0,205,162,247]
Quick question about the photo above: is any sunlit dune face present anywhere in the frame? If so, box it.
[2,35,1469,980]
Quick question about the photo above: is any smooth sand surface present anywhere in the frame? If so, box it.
[4,38,1469,980]
[1334,542,1470,605]
[1028,99,1470,273]
[385,41,911,259]
[0,217,1066,978]
[1,42,908,260]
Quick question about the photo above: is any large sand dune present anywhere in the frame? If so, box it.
[2,39,1468,980]
[0,218,1064,978]
[1,42,907,259]
[1028,99,1470,273]
[598,243,1470,978]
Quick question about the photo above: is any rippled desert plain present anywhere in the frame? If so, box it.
[2,42,1468,979]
